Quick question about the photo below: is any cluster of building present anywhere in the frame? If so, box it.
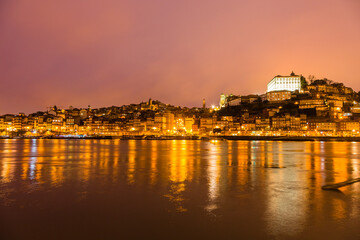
[218,72,360,136]
[0,100,210,137]
[1,72,360,138]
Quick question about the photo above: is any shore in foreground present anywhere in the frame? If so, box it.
[3,135,360,142]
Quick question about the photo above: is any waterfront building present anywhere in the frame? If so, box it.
[52,116,64,132]
[0,117,5,131]
[241,123,256,131]
[145,118,155,131]
[308,122,337,131]
[271,114,302,130]
[45,118,53,131]
[184,118,194,133]
[65,117,75,130]
[154,115,166,131]
[12,116,23,131]
[255,118,270,130]
[92,120,104,133]
[267,72,305,92]
[271,116,286,129]
[163,112,174,132]
[200,118,214,132]
[338,121,360,131]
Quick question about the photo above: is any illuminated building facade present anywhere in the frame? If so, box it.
[219,94,228,108]
[338,121,360,131]
[267,72,305,92]
[163,112,175,132]
[266,90,291,102]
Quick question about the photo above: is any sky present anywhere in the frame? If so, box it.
[0,0,359,114]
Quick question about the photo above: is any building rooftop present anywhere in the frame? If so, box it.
[274,72,302,78]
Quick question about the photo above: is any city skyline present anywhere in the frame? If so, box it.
[1,0,360,114]
[0,71,358,115]
[2,75,360,139]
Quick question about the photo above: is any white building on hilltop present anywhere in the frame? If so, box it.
[267,72,305,92]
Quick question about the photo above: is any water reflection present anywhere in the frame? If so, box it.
[206,142,221,212]
[0,139,360,239]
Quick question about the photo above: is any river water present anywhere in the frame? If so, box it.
[0,139,359,240]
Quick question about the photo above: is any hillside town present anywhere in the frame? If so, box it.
[2,72,360,139]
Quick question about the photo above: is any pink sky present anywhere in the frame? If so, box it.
[0,0,359,114]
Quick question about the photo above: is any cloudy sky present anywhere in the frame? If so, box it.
[0,0,359,114]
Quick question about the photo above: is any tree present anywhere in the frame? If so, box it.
[301,78,308,89]
[308,75,316,83]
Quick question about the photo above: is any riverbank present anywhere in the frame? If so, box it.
[2,135,360,141]
[218,135,360,142]
[0,135,200,140]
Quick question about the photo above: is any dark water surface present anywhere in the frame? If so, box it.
[0,139,360,240]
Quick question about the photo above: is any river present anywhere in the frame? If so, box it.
[0,139,359,239]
